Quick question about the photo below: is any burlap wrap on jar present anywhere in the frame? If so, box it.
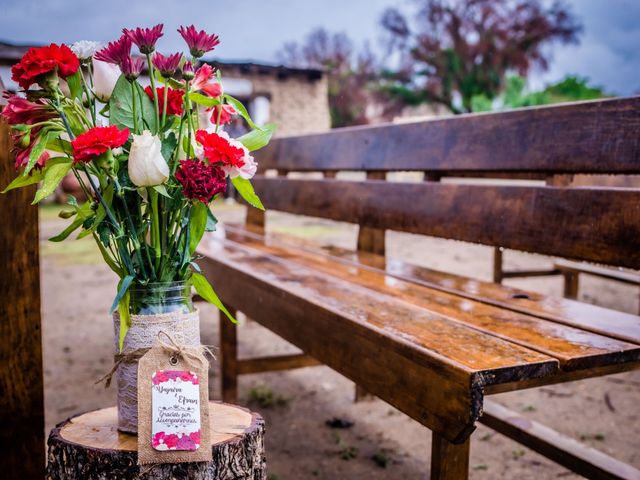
[112,310,200,433]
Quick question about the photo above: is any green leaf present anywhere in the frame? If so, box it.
[232,177,264,210]
[111,275,134,313]
[32,160,73,204]
[24,132,52,176]
[2,170,43,193]
[77,183,114,239]
[189,202,208,254]
[205,208,218,232]
[237,123,277,152]
[161,133,178,162]
[118,290,131,352]
[109,75,157,133]
[189,92,220,107]
[45,138,72,154]
[191,272,238,324]
[224,94,258,129]
[93,233,123,276]
[153,184,171,198]
[49,216,84,241]
[66,70,83,100]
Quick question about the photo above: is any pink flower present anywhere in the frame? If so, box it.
[178,25,220,58]
[123,24,164,54]
[94,34,132,67]
[121,56,145,81]
[176,434,196,451]
[152,52,182,77]
[191,64,222,98]
[1,95,55,125]
[210,104,236,125]
[189,430,201,445]
[164,434,179,449]
[181,60,195,80]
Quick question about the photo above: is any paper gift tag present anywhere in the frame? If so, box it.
[138,341,212,465]
[151,370,201,451]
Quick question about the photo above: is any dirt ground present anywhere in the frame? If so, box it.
[40,201,640,480]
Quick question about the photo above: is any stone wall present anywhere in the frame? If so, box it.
[222,67,331,137]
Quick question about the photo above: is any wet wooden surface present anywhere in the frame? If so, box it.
[219,226,640,372]
[255,96,640,174]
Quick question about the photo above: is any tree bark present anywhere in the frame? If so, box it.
[46,403,266,480]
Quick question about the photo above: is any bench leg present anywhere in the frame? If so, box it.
[220,308,239,403]
[431,433,470,480]
[493,247,504,284]
[563,271,580,299]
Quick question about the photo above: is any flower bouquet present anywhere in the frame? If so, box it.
[2,24,274,432]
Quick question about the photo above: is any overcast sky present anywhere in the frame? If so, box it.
[1,0,639,95]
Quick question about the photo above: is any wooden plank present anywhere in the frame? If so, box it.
[225,224,640,345]
[220,308,239,403]
[481,400,640,480]
[251,178,640,269]
[555,260,640,285]
[0,119,45,478]
[237,353,321,374]
[255,96,640,174]
[198,240,557,442]
[221,227,640,371]
[431,433,470,480]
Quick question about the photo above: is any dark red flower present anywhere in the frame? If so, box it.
[175,159,226,203]
[94,35,132,67]
[210,104,236,125]
[11,43,80,90]
[177,25,220,58]
[152,52,182,77]
[195,130,245,169]
[123,24,164,54]
[71,126,129,163]
[1,95,56,125]
[144,86,184,116]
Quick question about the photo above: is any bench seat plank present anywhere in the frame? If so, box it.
[225,224,640,345]
[219,226,640,372]
[199,236,559,442]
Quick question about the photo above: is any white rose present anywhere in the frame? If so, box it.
[71,40,102,60]
[92,59,120,102]
[128,131,169,187]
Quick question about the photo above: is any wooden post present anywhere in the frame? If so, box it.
[563,271,580,299]
[493,247,504,284]
[431,433,470,480]
[220,308,239,403]
[0,119,45,477]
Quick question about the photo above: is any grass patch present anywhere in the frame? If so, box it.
[247,385,289,409]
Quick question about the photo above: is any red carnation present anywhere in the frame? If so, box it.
[195,130,245,169]
[210,104,236,125]
[144,86,184,116]
[175,159,226,203]
[71,126,129,164]
[11,43,79,90]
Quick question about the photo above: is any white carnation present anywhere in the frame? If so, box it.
[71,40,102,60]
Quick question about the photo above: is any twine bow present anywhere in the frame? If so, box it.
[95,331,214,388]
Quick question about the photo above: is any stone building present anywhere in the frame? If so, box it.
[0,41,331,136]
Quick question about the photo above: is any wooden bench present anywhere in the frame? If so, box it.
[198,97,640,480]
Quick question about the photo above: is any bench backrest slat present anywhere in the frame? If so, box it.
[252,178,640,269]
[257,97,640,174]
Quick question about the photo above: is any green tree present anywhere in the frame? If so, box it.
[381,0,582,114]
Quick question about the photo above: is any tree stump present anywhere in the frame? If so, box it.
[46,402,266,480]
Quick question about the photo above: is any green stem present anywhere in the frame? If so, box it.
[146,53,161,133]
[161,82,169,128]
[150,189,162,272]
[114,179,148,280]
[131,81,139,134]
